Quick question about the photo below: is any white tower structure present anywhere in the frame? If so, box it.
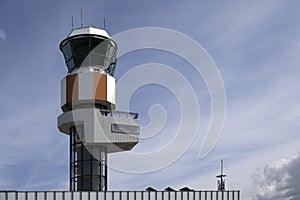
[57,27,140,191]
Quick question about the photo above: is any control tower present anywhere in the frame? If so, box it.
[57,27,140,191]
[216,160,226,191]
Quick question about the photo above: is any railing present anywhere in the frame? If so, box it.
[0,190,240,200]
[100,109,139,119]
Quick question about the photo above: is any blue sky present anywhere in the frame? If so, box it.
[1,0,300,199]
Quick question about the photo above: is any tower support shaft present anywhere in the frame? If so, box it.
[70,126,107,191]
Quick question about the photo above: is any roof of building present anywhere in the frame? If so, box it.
[68,27,111,38]
[164,187,176,191]
[145,187,157,191]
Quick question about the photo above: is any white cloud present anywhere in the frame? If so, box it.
[0,29,6,41]
[252,154,300,200]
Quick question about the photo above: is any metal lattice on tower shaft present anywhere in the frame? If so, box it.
[57,27,140,191]
[70,126,108,191]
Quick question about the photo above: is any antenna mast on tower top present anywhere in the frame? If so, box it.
[80,9,83,28]
[103,17,106,30]
[72,16,74,30]
[216,160,227,191]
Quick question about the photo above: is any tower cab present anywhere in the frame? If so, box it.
[60,27,117,75]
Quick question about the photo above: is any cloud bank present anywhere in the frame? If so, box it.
[252,154,300,200]
[0,29,6,40]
